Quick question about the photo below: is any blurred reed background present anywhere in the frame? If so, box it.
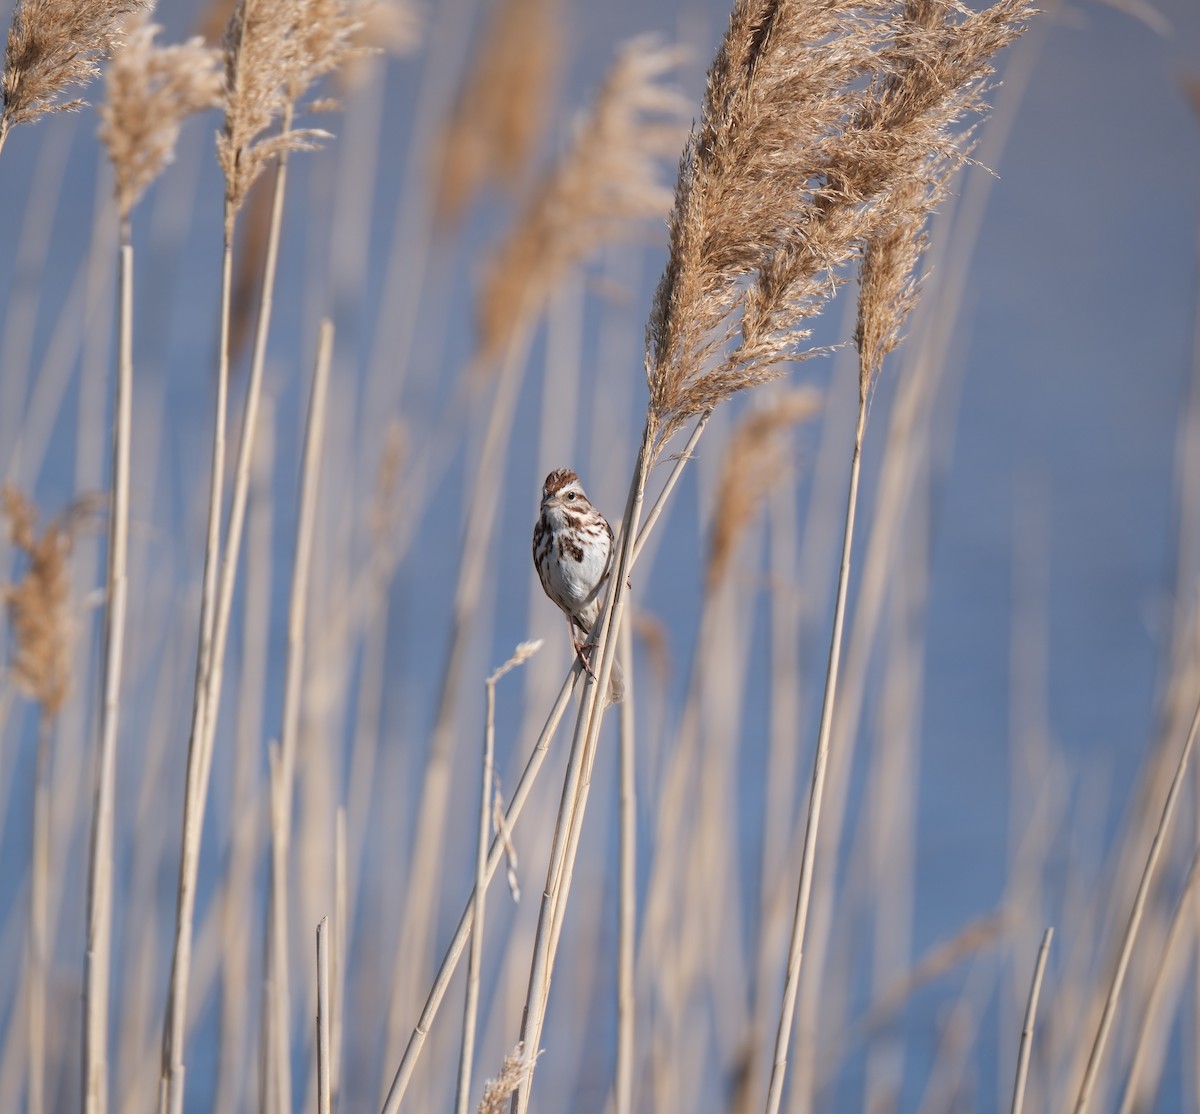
[0,0,1198,1111]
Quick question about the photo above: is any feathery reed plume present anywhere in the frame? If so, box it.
[434,0,562,225]
[99,15,223,221]
[645,0,1031,455]
[854,179,928,399]
[0,0,142,153]
[706,389,821,590]
[217,0,360,228]
[195,0,238,46]
[337,0,420,90]
[2,486,82,715]
[3,486,91,1114]
[476,1045,535,1114]
[477,35,689,360]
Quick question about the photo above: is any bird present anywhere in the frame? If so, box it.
[532,468,624,703]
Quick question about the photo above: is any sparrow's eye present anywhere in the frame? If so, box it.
[566,491,576,500]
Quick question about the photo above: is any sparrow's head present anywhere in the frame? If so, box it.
[541,468,588,511]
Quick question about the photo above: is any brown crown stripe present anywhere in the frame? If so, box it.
[543,468,579,495]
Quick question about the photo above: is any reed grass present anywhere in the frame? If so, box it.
[1010,926,1053,1114]
[2,488,90,1114]
[87,30,220,1114]
[316,916,331,1114]
[455,641,541,1114]
[0,1,1194,1113]
[0,0,141,157]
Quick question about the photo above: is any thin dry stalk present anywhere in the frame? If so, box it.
[334,808,346,1106]
[213,396,274,1114]
[266,740,291,1114]
[456,642,543,1114]
[433,0,561,224]
[1074,692,1200,1113]
[0,0,141,153]
[1010,927,1053,1114]
[795,28,1046,1108]
[317,917,331,1114]
[81,237,131,1114]
[615,612,637,1114]
[158,214,234,1114]
[1117,846,1200,1114]
[765,394,866,1114]
[265,318,334,1109]
[29,709,51,1114]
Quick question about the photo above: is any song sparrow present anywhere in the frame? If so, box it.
[532,468,624,703]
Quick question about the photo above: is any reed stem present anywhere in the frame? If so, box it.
[454,663,499,1114]
[1009,927,1053,1114]
[765,395,867,1114]
[29,710,51,1114]
[615,611,637,1114]
[1074,691,1200,1113]
[316,917,331,1114]
[84,230,132,1114]
[159,201,234,1114]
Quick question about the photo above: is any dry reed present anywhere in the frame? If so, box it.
[477,35,689,360]
[0,0,1176,1111]
[159,0,363,1093]
[1010,927,1053,1114]
[2,487,79,717]
[316,917,332,1114]
[98,15,223,221]
[0,0,141,153]
[503,0,1032,1106]
[1073,692,1200,1113]
[646,0,1031,454]
[2,487,89,1114]
[433,0,562,224]
[217,0,358,227]
[455,640,542,1114]
[706,389,822,591]
[615,611,637,1114]
[89,39,220,1113]
[380,37,685,1103]
[475,1044,533,1114]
